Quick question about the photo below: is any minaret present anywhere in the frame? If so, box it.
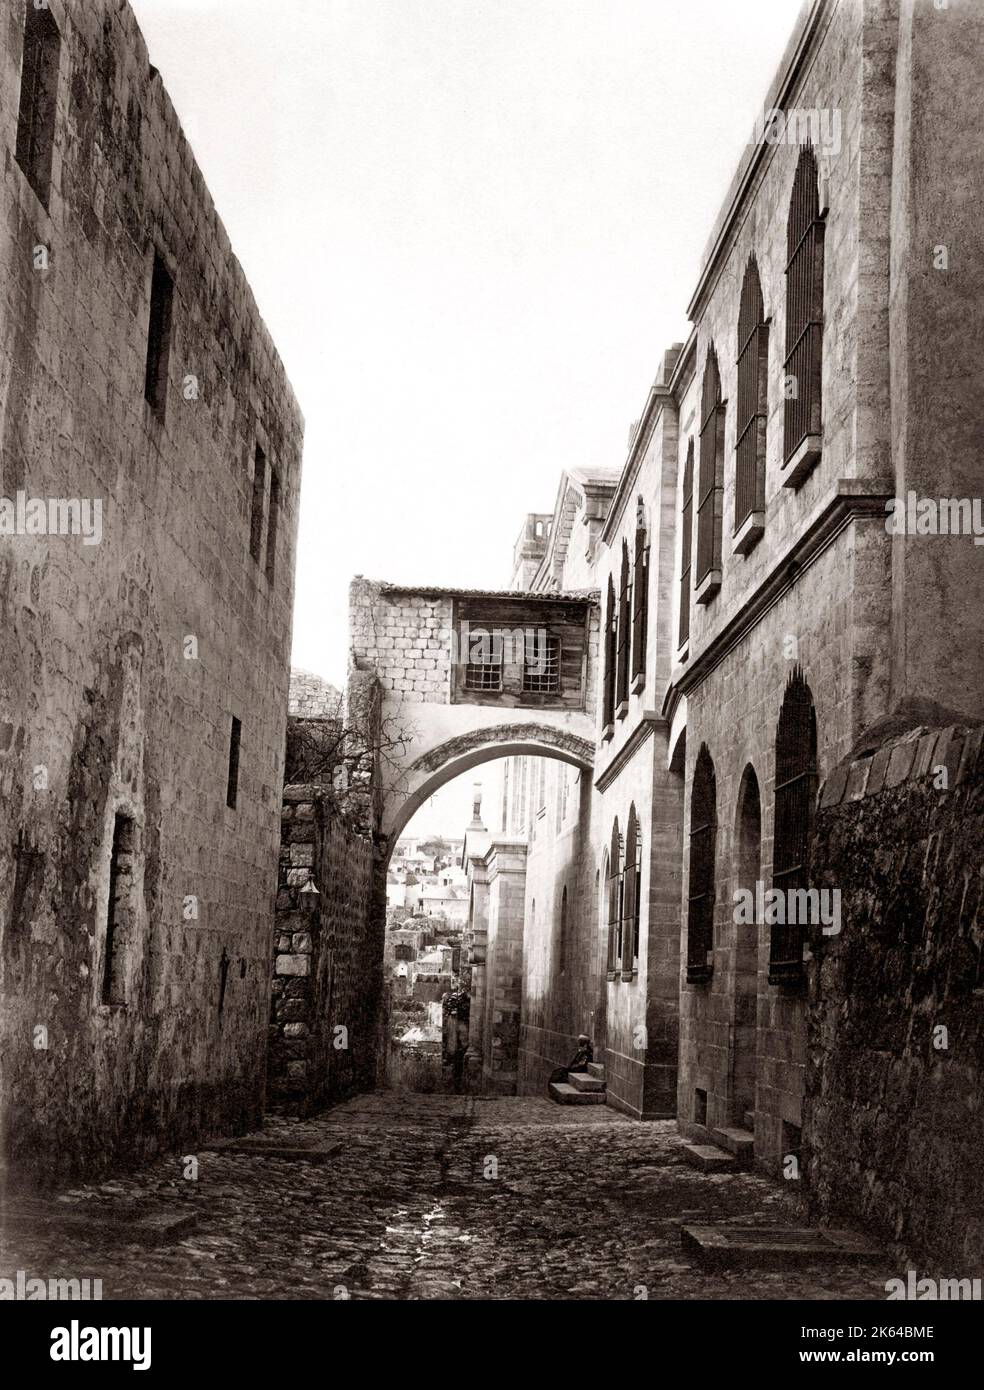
[467,781,485,831]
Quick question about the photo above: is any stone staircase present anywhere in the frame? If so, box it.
[680,1111,755,1171]
[548,1061,607,1106]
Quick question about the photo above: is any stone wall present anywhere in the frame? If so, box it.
[0,0,302,1185]
[805,719,984,1272]
[270,787,378,1111]
[350,579,453,705]
[288,669,342,719]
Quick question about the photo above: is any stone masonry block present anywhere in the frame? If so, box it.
[885,738,917,789]
[844,757,872,801]
[276,954,311,977]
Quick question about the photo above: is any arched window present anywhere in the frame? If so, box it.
[783,145,825,478]
[733,764,762,1120]
[558,884,569,975]
[631,499,649,690]
[615,540,631,712]
[735,258,769,549]
[686,744,717,984]
[695,348,724,602]
[622,804,642,975]
[678,439,694,649]
[602,575,616,736]
[770,669,818,984]
[606,821,624,975]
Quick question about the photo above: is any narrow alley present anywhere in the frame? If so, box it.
[2,1094,893,1301]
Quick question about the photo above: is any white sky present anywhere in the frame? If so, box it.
[129,0,802,835]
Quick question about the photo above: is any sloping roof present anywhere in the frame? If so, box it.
[373,582,598,603]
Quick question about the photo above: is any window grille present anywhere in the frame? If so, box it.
[735,259,768,533]
[770,669,818,984]
[686,744,716,984]
[783,144,824,462]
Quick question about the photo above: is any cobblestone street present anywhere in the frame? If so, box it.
[2,1093,897,1301]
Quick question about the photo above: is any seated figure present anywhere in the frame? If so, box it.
[548,1033,593,1087]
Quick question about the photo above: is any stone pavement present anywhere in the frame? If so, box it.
[0,1091,897,1300]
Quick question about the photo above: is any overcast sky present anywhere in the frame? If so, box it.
[130,0,802,834]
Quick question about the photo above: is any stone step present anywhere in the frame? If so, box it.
[743,1111,755,1132]
[568,1070,606,1093]
[586,1062,606,1081]
[548,1081,607,1106]
[202,1137,340,1164]
[1,1201,196,1246]
[681,1224,884,1269]
[679,1141,738,1173]
[711,1126,755,1165]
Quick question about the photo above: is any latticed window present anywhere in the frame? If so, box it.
[602,576,617,732]
[695,349,724,596]
[15,1,61,208]
[631,502,649,686]
[783,144,825,466]
[622,805,642,975]
[465,637,502,691]
[615,541,631,710]
[678,441,694,648]
[606,824,624,974]
[770,669,818,985]
[686,744,716,984]
[735,258,769,542]
[522,633,561,693]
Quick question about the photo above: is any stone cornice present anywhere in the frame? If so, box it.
[661,481,894,722]
[594,713,664,792]
[600,383,675,547]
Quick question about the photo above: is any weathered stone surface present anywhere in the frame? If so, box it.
[680,1225,883,1269]
[806,726,984,1272]
[0,0,302,1189]
[0,1094,897,1301]
[275,955,310,978]
[269,725,379,1111]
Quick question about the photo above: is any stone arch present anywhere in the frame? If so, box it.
[383,722,595,848]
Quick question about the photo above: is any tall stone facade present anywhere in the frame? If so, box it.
[0,0,302,1185]
[668,0,984,1175]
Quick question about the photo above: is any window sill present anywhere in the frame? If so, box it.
[676,641,689,665]
[683,956,717,989]
[694,570,721,606]
[601,723,614,743]
[782,433,821,489]
[606,971,618,983]
[615,700,629,721]
[621,968,637,982]
[768,959,806,989]
[630,672,646,696]
[733,510,765,556]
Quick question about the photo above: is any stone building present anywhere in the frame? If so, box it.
[347,0,984,1266]
[0,0,302,1183]
[664,0,984,1176]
